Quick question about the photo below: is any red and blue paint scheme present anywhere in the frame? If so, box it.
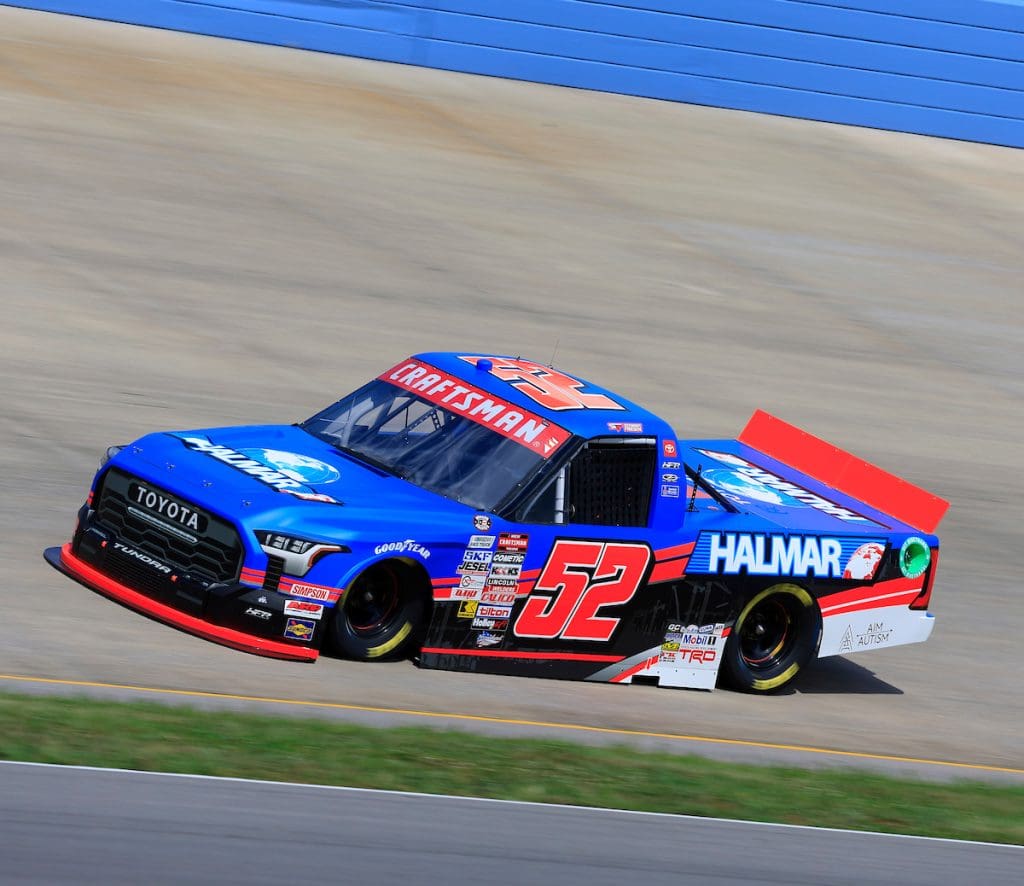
[46,353,947,692]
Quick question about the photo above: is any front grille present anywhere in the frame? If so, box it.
[95,469,243,583]
[103,546,175,598]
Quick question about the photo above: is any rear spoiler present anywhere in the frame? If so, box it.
[739,410,949,534]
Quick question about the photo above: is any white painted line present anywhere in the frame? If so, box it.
[2,760,1019,849]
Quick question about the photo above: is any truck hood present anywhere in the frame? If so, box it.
[106,424,474,543]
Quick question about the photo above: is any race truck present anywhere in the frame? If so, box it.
[46,353,948,692]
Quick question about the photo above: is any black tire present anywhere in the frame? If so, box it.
[721,583,821,693]
[330,560,427,661]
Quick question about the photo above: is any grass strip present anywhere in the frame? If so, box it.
[0,691,1020,844]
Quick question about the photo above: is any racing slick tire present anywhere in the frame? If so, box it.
[721,583,821,693]
[330,560,428,661]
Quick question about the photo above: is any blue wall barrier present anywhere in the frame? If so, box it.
[6,1,1024,147]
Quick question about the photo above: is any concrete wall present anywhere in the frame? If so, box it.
[7,1,1024,147]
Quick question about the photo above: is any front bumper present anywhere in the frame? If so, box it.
[45,528,320,663]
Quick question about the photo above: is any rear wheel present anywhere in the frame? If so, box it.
[721,584,820,693]
[330,560,427,660]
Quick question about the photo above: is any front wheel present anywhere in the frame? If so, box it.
[330,560,427,661]
[721,583,821,693]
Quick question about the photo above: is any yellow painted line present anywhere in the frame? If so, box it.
[2,673,1021,777]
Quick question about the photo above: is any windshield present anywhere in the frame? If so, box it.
[300,380,551,511]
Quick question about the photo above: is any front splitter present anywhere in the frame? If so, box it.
[44,544,318,663]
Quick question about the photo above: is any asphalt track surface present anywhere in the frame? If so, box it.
[2,762,1020,886]
[1,8,1022,776]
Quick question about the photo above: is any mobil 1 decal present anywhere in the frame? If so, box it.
[514,539,652,642]
[688,532,888,579]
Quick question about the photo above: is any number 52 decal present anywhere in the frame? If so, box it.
[514,540,651,642]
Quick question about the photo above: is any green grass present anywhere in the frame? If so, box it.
[1,691,1020,844]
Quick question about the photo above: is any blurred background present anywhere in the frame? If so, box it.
[1,3,1022,769]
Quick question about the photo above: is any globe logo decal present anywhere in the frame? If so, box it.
[238,449,341,485]
[702,468,806,508]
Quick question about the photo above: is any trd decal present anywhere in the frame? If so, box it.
[514,540,651,642]
[461,356,624,411]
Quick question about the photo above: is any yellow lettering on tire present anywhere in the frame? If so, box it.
[366,620,412,659]
[751,663,800,691]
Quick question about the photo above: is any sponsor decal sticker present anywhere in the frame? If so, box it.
[661,473,679,484]
[840,621,893,653]
[128,482,207,533]
[660,622,724,664]
[843,542,885,580]
[461,550,493,564]
[383,359,572,456]
[497,532,529,552]
[459,355,625,412]
[468,535,496,550]
[489,564,521,578]
[284,599,324,621]
[481,590,516,605]
[476,631,503,648]
[175,435,341,503]
[237,449,340,485]
[661,461,681,470]
[493,552,525,565]
[287,583,339,602]
[663,440,677,458]
[694,448,878,524]
[473,514,493,531]
[660,485,680,498]
[458,573,486,590]
[471,617,510,630]
[689,532,886,579]
[374,539,430,558]
[244,607,272,620]
[476,604,513,620]
[283,618,316,641]
[485,576,518,589]
[458,600,479,619]
[607,421,644,433]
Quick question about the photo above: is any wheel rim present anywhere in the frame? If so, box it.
[346,565,402,636]
[739,596,798,671]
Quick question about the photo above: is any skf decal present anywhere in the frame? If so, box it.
[382,360,571,457]
[687,532,889,578]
